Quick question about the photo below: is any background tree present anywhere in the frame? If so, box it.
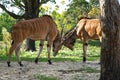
[0,0,55,51]
[51,10,68,34]
[64,0,100,31]
[0,12,15,41]
[88,0,100,18]
[100,0,120,80]
[38,0,70,34]
[89,0,99,8]
[64,0,91,28]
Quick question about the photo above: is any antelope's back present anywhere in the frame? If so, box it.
[76,19,101,40]
[11,15,58,42]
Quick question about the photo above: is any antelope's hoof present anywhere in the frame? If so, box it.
[7,61,11,67]
[19,62,24,67]
[20,64,24,67]
[35,58,39,64]
[48,60,52,64]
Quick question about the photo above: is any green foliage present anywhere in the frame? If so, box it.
[2,27,11,44]
[1,27,11,55]
[48,10,68,34]
[88,0,100,18]
[0,27,2,41]
[0,12,14,41]
[89,0,99,8]
[88,7,100,18]
[64,0,91,28]
[39,5,50,16]
[0,12,15,32]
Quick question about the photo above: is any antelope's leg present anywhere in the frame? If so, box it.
[15,43,23,66]
[83,41,88,63]
[7,41,18,67]
[35,40,44,64]
[47,41,52,64]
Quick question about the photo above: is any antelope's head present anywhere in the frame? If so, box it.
[61,27,78,50]
[52,31,62,57]
[52,27,78,56]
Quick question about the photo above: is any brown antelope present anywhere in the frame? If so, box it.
[7,15,62,67]
[61,17,102,63]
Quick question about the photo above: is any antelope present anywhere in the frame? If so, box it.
[7,15,62,67]
[61,17,102,63]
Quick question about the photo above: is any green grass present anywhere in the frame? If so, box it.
[79,67,100,73]
[0,40,101,62]
[34,75,59,80]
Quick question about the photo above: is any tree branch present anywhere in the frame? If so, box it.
[41,0,50,4]
[41,0,55,4]
[0,3,24,19]
[11,0,25,9]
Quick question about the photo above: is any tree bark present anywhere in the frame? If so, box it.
[100,0,120,80]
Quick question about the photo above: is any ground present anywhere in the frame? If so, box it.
[0,61,100,80]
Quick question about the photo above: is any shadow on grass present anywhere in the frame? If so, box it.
[0,55,99,62]
[19,57,81,62]
[0,56,77,62]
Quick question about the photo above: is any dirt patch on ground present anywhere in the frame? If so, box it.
[0,61,100,80]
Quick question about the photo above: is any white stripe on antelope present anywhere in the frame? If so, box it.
[7,15,62,67]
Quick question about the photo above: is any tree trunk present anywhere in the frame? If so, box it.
[24,0,40,51]
[100,0,120,80]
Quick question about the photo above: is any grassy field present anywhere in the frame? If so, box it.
[0,39,101,62]
[0,40,101,80]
